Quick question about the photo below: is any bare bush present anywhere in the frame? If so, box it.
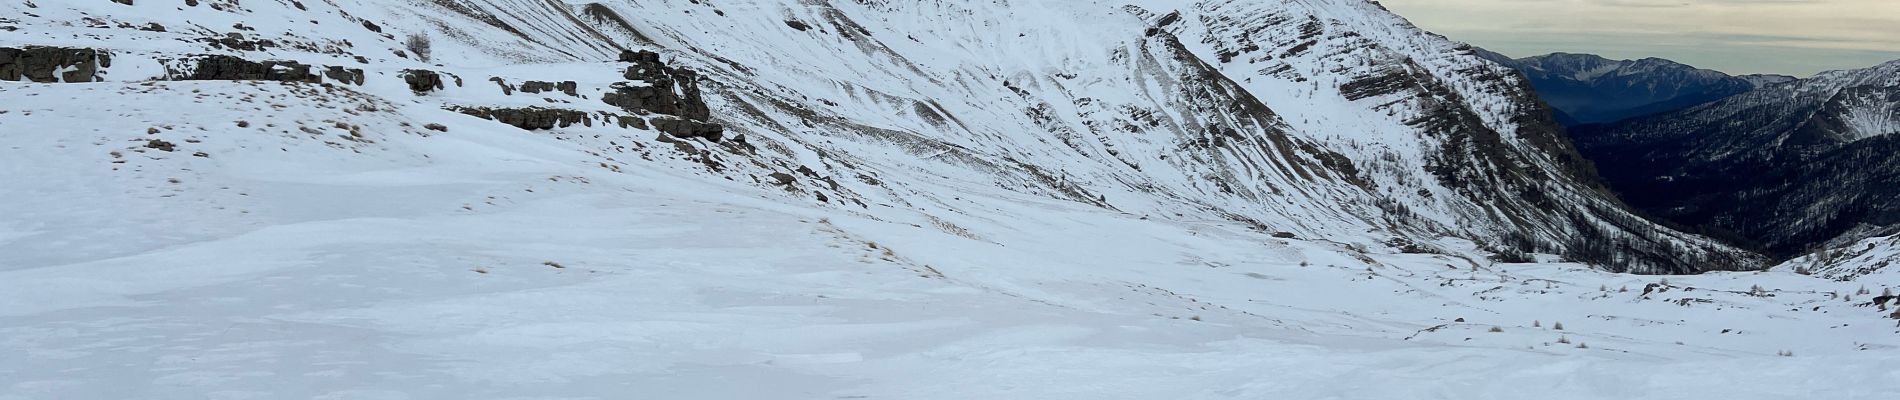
[405,33,433,63]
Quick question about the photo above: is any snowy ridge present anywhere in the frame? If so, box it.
[1804,59,1900,93]
[1495,52,1761,125]
[1515,53,1732,83]
[1136,0,1753,271]
[1778,233,1900,282]
[1740,73,1799,88]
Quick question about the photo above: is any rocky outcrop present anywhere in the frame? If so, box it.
[490,78,580,97]
[201,34,277,52]
[451,106,593,130]
[604,50,723,141]
[605,50,713,121]
[615,115,649,130]
[519,80,578,96]
[161,55,366,86]
[323,66,365,86]
[0,46,111,83]
[649,117,724,142]
[169,55,320,83]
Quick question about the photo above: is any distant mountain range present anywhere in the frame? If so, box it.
[1478,49,1900,266]
[1479,51,1793,126]
[1571,59,1900,257]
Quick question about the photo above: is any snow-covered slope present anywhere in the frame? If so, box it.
[1779,232,1900,282]
[4,79,1897,399]
[1573,59,1900,257]
[1,0,1758,273]
[6,0,1886,398]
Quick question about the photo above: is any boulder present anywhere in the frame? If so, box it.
[402,69,445,93]
[615,115,649,130]
[488,77,515,95]
[144,139,176,152]
[323,66,365,86]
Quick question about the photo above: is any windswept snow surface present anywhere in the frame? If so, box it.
[1,0,1894,398]
[3,79,1897,400]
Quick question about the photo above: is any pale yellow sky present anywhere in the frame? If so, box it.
[1376,0,1900,76]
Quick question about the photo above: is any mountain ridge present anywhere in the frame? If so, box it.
[1487,52,1766,125]
[1573,57,1900,258]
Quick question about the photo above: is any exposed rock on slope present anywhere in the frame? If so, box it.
[451,106,595,130]
[602,50,724,141]
[0,46,110,82]
[163,55,356,85]
[603,50,712,121]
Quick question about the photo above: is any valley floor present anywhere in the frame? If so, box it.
[3,80,1897,400]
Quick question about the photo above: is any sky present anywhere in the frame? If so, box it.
[1376,0,1900,77]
